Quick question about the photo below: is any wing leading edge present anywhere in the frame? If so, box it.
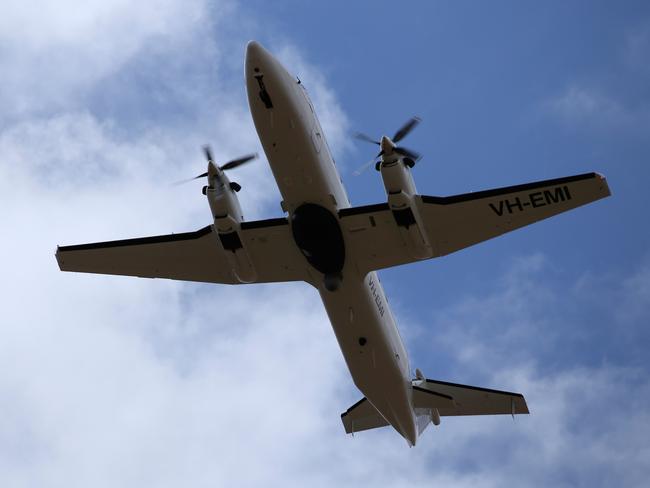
[56,218,310,284]
[340,172,610,273]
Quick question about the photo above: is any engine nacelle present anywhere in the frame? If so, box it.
[205,184,257,284]
[431,408,441,426]
[380,159,433,260]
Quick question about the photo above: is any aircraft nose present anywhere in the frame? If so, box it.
[246,40,261,56]
[246,40,271,67]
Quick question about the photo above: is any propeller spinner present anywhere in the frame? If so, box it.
[175,146,258,192]
[353,116,421,175]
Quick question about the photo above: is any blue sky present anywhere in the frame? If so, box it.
[1,1,649,487]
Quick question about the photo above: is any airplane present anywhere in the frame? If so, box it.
[56,41,611,446]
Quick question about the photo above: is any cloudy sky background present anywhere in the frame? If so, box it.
[2,1,649,486]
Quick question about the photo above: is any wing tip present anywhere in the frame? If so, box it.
[594,172,612,197]
[55,246,66,271]
[515,396,531,415]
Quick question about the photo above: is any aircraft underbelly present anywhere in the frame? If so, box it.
[318,270,415,441]
[266,125,338,210]
[245,42,349,213]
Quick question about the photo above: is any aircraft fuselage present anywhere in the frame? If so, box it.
[245,42,417,445]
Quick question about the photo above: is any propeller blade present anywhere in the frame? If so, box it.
[220,153,258,171]
[352,150,384,176]
[392,116,421,143]
[353,158,378,176]
[203,145,215,163]
[173,145,217,186]
[175,145,255,187]
[394,146,421,161]
[354,132,380,145]
[172,170,209,186]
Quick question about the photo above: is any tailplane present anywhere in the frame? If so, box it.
[413,377,529,417]
[340,397,388,434]
[340,374,528,437]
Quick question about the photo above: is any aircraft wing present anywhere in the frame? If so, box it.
[339,172,610,273]
[56,218,309,284]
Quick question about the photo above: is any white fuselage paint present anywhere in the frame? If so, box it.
[245,42,417,445]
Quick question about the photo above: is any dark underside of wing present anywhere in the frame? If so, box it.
[57,225,238,284]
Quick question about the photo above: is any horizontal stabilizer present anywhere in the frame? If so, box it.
[340,397,389,434]
[417,378,529,416]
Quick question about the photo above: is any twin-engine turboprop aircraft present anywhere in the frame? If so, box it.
[56,41,611,446]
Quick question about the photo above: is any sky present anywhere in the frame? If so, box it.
[1,1,649,486]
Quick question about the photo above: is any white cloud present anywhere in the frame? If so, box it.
[0,0,210,120]
[2,1,648,486]
[542,21,650,136]
[0,1,356,487]
[542,85,637,131]
[624,21,650,74]
[399,254,650,486]
[618,258,650,323]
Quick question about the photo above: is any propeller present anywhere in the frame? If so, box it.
[353,131,380,146]
[393,145,420,161]
[392,116,420,143]
[352,151,383,176]
[209,147,258,171]
[174,146,258,187]
[353,116,421,174]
